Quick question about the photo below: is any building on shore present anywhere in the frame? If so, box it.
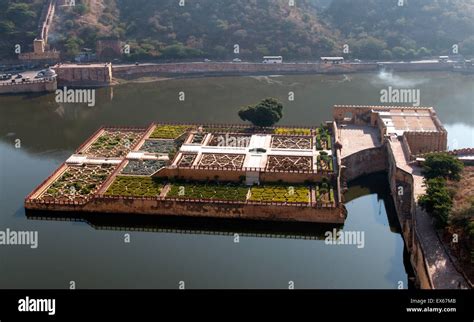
[333,105,447,157]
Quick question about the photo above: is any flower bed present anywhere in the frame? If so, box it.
[167,182,249,201]
[315,134,332,150]
[249,185,310,203]
[150,125,190,139]
[84,130,142,158]
[40,164,115,202]
[121,160,167,176]
[266,155,313,172]
[198,153,245,169]
[177,154,197,167]
[315,125,332,151]
[203,126,275,134]
[271,136,312,149]
[317,152,334,172]
[190,133,206,144]
[207,133,251,147]
[139,139,176,154]
[274,128,311,136]
[105,176,164,197]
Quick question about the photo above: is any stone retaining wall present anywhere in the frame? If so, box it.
[386,141,433,289]
[25,196,345,224]
[0,79,56,94]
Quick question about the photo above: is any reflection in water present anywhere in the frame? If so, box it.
[344,172,402,234]
[373,69,428,87]
[25,210,342,241]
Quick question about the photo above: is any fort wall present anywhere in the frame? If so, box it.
[18,0,60,62]
[386,140,433,289]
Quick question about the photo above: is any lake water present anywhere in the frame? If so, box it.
[0,71,472,289]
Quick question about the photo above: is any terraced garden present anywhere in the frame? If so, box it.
[40,165,115,202]
[84,130,143,158]
[121,160,167,176]
[105,176,164,197]
[249,185,310,203]
[150,125,190,139]
[167,182,249,201]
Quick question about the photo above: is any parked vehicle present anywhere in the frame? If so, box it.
[232,58,242,62]
[262,56,283,64]
[15,74,23,79]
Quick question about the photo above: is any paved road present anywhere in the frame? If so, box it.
[0,70,43,85]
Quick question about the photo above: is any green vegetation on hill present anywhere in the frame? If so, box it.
[0,0,42,59]
[1,0,474,61]
[113,0,338,61]
[324,0,474,60]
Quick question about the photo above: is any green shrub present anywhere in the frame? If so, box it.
[105,176,164,197]
[249,185,309,203]
[150,125,189,139]
[167,182,248,201]
[423,153,464,181]
[418,178,452,228]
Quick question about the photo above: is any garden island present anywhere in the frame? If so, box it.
[25,101,344,223]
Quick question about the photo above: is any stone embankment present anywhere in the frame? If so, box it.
[113,61,455,79]
[338,125,470,289]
